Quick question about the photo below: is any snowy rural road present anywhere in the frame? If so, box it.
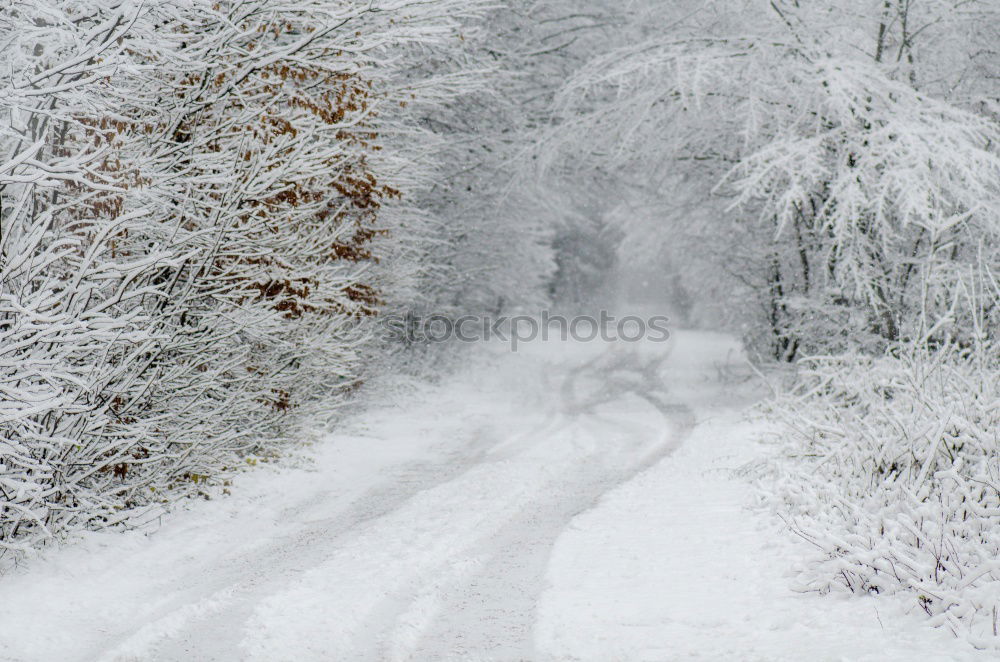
[0,332,990,661]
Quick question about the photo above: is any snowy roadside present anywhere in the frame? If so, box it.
[0,356,513,662]
[0,331,989,662]
[535,334,989,661]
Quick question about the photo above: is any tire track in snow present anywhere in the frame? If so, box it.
[95,429,505,662]
[399,403,694,662]
[343,349,697,661]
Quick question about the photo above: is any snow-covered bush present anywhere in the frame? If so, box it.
[0,0,486,558]
[761,343,1000,646]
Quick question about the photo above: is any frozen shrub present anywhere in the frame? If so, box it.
[761,345,1000,646]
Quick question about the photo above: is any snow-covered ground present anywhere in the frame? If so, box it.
[0,332,988,661]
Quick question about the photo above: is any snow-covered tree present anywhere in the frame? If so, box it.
[549,0,1000,358]
[393,0,633,316]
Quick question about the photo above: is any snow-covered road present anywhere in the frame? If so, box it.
[0,332,989,661]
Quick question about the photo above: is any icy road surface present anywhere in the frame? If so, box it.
[0,332,988,661]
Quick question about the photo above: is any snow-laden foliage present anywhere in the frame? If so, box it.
[761,343,1000,647]
[0,0,485,556]
[548,0,1000,359]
